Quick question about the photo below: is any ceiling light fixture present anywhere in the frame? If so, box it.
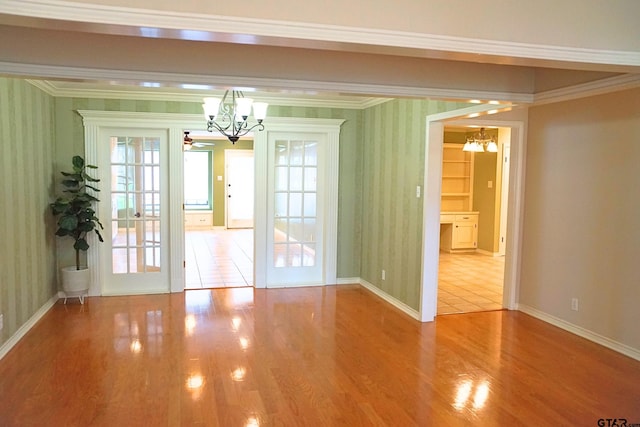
[202,90,268,144]
[183,131,214,151]
[462,127,498,153]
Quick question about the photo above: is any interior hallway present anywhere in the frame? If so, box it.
[185,228,253,289]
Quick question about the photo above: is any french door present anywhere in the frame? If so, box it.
[265,133,326,286]
[98,128,170,295]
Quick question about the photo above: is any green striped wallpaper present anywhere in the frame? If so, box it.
[53,98,364,278]
[0,78,57,347]
[361,99,470,310]
[1,80,473,347]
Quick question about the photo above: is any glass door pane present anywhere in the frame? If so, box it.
[267,134,324,286]
[110,136,162,274]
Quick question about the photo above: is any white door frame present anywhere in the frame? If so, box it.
[80,112,343,294]
[79,110,208,295]
[253,117,344,289]
[419,105,527,321]
[498,140,511,256]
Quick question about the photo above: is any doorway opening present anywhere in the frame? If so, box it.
[437,125,511,315]
[183,133,254,290]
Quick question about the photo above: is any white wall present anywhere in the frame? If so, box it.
[522,87,640,351]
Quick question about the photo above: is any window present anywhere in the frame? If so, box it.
[184,150,212,210]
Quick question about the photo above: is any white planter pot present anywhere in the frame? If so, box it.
[61,266,90,295]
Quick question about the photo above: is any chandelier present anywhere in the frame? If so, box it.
[462,128,498,153]
[202,90,268,144]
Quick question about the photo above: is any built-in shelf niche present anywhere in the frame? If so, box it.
[441,143,474,212]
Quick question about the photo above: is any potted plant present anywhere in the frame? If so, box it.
[50,155,104,300]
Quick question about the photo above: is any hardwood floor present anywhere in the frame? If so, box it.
[1,286,639,426]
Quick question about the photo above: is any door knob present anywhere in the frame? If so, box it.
[134,212,141,218]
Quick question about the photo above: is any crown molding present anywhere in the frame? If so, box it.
[1,0,639,70]
[2,62,535,105]
[533,73,640,106]
[25,79,389,109]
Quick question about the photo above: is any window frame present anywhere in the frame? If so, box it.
[183,149,213,211]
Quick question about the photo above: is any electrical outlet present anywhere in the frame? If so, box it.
[0,313,3,331]
[381,270,386,280]
[416,185,421,198]
[571,298,579,311]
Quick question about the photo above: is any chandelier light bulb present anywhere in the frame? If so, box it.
[202,90,268,144]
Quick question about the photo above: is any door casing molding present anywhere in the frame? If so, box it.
[420,106,526,321]
[254,117,344,288]
[79,110,206,294]
[79,111,344,293]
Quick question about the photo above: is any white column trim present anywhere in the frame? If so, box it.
[253,128,268,289]
[83,122,101,296]
[168,127,185,293]
[324,125,341,285]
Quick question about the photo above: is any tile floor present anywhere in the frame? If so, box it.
[184,228,253,288]
[437,251,505,315]
[185,228,505,315]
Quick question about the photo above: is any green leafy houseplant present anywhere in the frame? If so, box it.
[50,155,104,270]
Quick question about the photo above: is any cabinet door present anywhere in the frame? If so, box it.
[452,220,477,249]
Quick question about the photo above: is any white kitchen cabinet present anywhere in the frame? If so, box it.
[184,211,213,229]
[440,212,478,252]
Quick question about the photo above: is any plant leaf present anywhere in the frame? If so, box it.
[74,238,89,252]
[59,215,79,230]
[72,156,85,170]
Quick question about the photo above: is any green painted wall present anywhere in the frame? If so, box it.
[53,98,364,278]
[0,78,57,347]
[471,129,498,253]
[360,99,470,310]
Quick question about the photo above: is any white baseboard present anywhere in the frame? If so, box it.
[358,278,421,321]
[517,304,640,362]
[0,295,59,361]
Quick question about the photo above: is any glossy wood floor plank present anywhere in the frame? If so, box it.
[0,285,639,426]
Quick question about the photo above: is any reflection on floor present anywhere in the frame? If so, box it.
[185,228,253,289]
[437,252,505,315]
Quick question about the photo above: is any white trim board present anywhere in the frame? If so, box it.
[0,296,59,361]
[517,304,640,362]
[358,279,421,321]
